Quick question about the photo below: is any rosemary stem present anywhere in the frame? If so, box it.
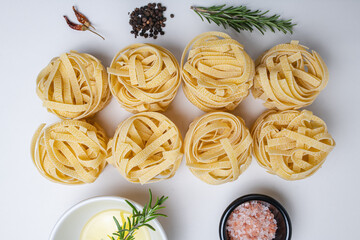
[191,6,217,14]
[191,4,295,34]
[192,7,248,21]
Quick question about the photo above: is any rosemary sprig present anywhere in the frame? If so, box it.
[110,189,168,240]
[191,5,296,34]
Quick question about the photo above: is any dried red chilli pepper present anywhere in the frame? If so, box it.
[72,6,95,30]
[63,15,104,40]
[64,15,83,30]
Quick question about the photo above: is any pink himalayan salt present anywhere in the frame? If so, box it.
[226,201,277,240]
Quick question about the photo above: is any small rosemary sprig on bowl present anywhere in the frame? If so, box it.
[191,4,296,34]
[110,189,168,240]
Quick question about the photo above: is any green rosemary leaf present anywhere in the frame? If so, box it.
[195,10,204,21]
[127,217,132,230]
[146,216,157,222]
[142,223,156,231]
[113,216,122,231]
[151,213,168,218]
[191,5,296,34]
[125,200,138,215]
[148,189,153,208]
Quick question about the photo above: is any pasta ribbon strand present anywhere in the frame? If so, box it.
[251,109,335,180]
[31,120,108,184]
[252,41,329,110]
[184,112,252,185]
[107,112,183,184]
[108,44,180,113]
[36,51,110,119]
[181,32,255,112]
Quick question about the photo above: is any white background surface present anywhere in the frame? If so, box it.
[1,0,359,239]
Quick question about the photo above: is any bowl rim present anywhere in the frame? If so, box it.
[49,195,168,240]
[219,193,292,240]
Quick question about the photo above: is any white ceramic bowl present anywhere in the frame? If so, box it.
[49,196,168,240]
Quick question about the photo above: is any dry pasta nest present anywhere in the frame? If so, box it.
[252,41,329,110]
[184,112,252,185]
[36,51,111,119]
[251,109,335,180]
[108,44,181,113]
[31,120,108,184]
[107,112,183,184]
[181,31,255,112]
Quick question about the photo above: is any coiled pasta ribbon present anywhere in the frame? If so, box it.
[181,32,255,112]
[252,109,335,180]
[184,112,252,185]
[36,51,110,119]
[108,44,180,113]
[252,41,329,110]
[107,112,183,184]
[31,120,108,184]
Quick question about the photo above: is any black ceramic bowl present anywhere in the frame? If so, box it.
[219,194,291,240]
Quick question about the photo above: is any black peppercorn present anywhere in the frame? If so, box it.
[128,2,171,39]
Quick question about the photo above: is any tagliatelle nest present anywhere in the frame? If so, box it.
[181,32,255,112]
[184,112,252,185]
[108,44,181,113]
[252,41,329,110]
[251,109,335,180]
[107,112,183,184]
[36,51,111,119]
[31,120,108,184]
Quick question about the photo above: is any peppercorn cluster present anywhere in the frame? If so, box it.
[129,3,171,39]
